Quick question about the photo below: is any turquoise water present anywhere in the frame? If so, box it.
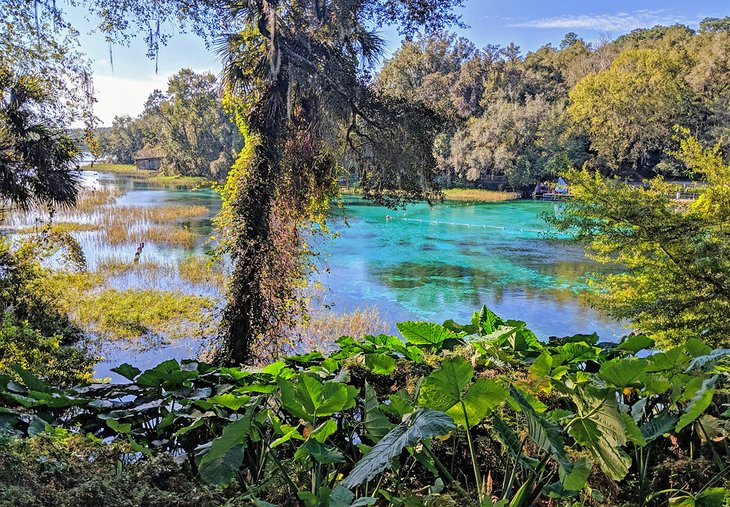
[320,196,626,340]
[21,173,625,377]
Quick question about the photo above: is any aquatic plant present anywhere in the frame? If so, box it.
[176,255,226,288]
[1,307,726,506]
[74,288,215,340]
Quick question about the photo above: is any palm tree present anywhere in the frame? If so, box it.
[0,64,80,211]
[215,0,461,364]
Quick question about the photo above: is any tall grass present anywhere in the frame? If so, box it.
[75,289,215,340]
[290,306,390,353]
[177,256,227,288]
[442,188,520,202]
[74,188,124,212]
[144,226,197,248]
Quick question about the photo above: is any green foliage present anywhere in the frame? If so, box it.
[0,312,93,386]
[548,133,730,347]
[0,63,81,209]
[0,307,727,506]
[568,49,691,173]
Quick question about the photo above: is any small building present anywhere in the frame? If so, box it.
[133,147,163,171]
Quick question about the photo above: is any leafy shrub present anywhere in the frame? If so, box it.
[0,312,93,386]
[0,307,728,506]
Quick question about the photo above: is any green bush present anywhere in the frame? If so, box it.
[0,312,94,386]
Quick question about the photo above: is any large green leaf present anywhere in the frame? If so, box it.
[640,414,678,443]
[597,358,648,388]
[342,409,455,488]
[364,354,397,375]
[198,415,252,485]
[110,363,141,382]
[279,374,358,421]
[473,305,503,335]
[567,388,631,481]
[396,322,456,347]
[676,376,717,432]
[445,378,507,427]
[419,356,473,412]
[614,335,655,354]
[419,356,506,427]
[685,349,730,372]
[363,383,392,442]
[510,387,569,469]
[329,486,377,507]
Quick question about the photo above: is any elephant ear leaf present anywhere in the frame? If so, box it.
[510,386,570,470]
[567,388,632,481]
[363,382,393,442]
[676,376,717,432]
[342,409,455,489]
[198,415,252,485]
[396,322,456,348]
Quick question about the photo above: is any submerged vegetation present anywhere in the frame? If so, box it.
[1,308,727,506]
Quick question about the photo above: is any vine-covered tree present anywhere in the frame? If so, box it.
[214,0,463,363]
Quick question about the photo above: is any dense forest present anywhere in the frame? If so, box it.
[375,19,730,188]
[99,18,730,188]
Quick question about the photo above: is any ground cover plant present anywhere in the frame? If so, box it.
[0,307,727,506]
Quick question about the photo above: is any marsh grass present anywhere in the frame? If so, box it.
[74,188,124,212]
[291,306,389,354]
[96,255,168,277]
[83,163,146,176]
[442,188,520,202]
[148,175,212,189]
[177,256,227,288]
[73,204,210,247]
[75,288,215,340]
[144,226,197,248]
[14,222,101,235]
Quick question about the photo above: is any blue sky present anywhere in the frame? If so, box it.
[68,0,729,125]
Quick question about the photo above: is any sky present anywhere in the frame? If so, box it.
[65,0,730,126]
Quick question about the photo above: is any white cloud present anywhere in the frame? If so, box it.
[508,10,699,31]
[91,74,168,126]
[90,68,214,127]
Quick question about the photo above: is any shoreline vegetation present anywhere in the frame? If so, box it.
[81,163,212,189]
[340,185,521,202]
[86,165,522,202]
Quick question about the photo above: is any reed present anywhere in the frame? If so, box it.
[13,222,100,234]
[291,306,390,353]
[82,163,147,176]
[177,256,227,288]
[144,226,197,248]
[73,188,124,212]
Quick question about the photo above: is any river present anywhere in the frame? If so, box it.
[70,172,626,377]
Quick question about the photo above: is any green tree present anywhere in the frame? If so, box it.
[97,115,144,164]
[0,64,80,210]
[215,0,462,364]
[568,49,694,175]
[548,132,730,347]
[142,69,242,178]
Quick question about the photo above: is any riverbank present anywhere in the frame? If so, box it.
[339,186,520,202]
[82,164,211,188]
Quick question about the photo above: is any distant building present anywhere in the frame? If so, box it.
[133,146,163,171]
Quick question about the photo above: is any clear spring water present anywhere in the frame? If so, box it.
[69,173,626,377]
